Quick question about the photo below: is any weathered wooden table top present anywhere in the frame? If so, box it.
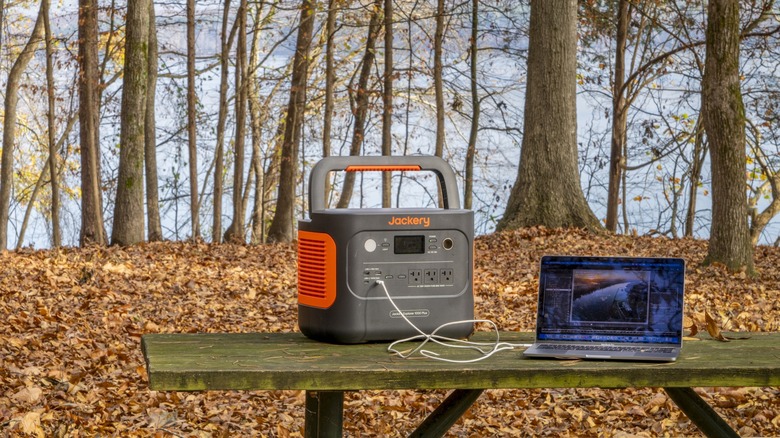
[142,331,780,391]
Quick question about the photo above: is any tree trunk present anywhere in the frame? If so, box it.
[266,0,315,243]
[111,0,149,246]
[212,0,233,243]
[496,0,601,233]
[224,0,249,243]
[606,0,629,233]
[0,0,5,55]
[17,115,77,248]
[685,120,706,237]
[322,0,337,203]
[464,0,479,210]
[433,0,445,207]
[381,0,393,207]
[145,0,163,241]
[43,0,61,247]
[248,3,263,244]
[78,0,107,246]
[702,0,754,274]
[186,0,200,240]
[260,123,285,241]
[0,3,44,250]
[336,3,382,209]
[18,158,51,250]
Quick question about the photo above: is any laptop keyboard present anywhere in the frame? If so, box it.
[537,344,675,353]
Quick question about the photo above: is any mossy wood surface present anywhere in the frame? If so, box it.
[142,332,780,391]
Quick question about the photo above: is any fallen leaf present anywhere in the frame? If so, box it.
[705,310,729,342]
[12,387,43,404]
[19,411,44,437]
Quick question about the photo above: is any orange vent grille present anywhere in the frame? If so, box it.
[297,230,337,309]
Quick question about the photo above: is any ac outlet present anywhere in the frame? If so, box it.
[440,268,454,284]
[424,269,439,284]
[408,269,423,285]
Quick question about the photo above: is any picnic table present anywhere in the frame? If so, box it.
[142,331,780,437]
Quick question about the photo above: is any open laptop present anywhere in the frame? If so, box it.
[523,255,685,362]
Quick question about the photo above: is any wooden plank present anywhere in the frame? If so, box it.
[142,332,780,391]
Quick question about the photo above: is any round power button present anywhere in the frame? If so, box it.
[364,239,377,252]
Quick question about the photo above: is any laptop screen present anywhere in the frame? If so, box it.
[536,256,685,345]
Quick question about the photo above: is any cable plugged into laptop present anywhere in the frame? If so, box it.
[376,280,532,363]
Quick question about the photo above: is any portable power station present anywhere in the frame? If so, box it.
[297,156,474,344]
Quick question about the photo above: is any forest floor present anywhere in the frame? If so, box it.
[1,227,779,437]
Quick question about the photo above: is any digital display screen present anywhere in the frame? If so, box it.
[394,235,425,254]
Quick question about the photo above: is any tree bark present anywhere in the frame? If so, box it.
[336,3,382,209]
[322,0,338,204]
[464,0,479,210]
[0,0,5,56]
[496,0,601,233]
[145,0,163,241]
[43,0,61,247]
[248,3,265,244]
[0,3,45,250]
[702,0,754,273]
[685,120,706,237]
[381,0,393,207]
[606,0,629,233]
[433,0,446,208]
[224,0,249,243]
[78,0,107,246]
[212,0,233,243]
[111,0,149,246]
[266,0,315,243]
[186,0,200,240]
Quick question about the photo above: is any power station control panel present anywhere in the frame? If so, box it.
[346,229,471,300]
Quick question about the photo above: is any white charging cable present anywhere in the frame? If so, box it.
[376,280,531,363]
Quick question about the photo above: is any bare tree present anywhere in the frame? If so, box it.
[224,0,249,243]
[381,0,393,207]
[605,0,629,233]
[702,0,754,273]
[685,121,707,237]
[0,3,44,250]
[78,0,107,246]
[186,0,200,240]
[432,0,446,208]
[464,0,479,210]
[497,0,601,232]
[322,0,338,203]
[43,0,60,247]
[335,2,382,209]
[16,115,77,249]
[433,0,445,159]
[146,0,163,241]
[267,0,315,243]
[248,3,265,244]
[0,0,4,55]
[212,0,233,243]
[112,0,150,246]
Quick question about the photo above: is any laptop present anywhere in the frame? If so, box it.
[523,255,685,362]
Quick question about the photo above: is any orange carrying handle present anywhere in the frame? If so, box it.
[345,165,422,172]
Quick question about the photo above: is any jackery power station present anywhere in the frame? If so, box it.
[297,156,475,343]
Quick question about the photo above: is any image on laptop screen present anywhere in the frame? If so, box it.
[537,256,685,345]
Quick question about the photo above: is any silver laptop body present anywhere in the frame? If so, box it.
[523,255,685,362]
